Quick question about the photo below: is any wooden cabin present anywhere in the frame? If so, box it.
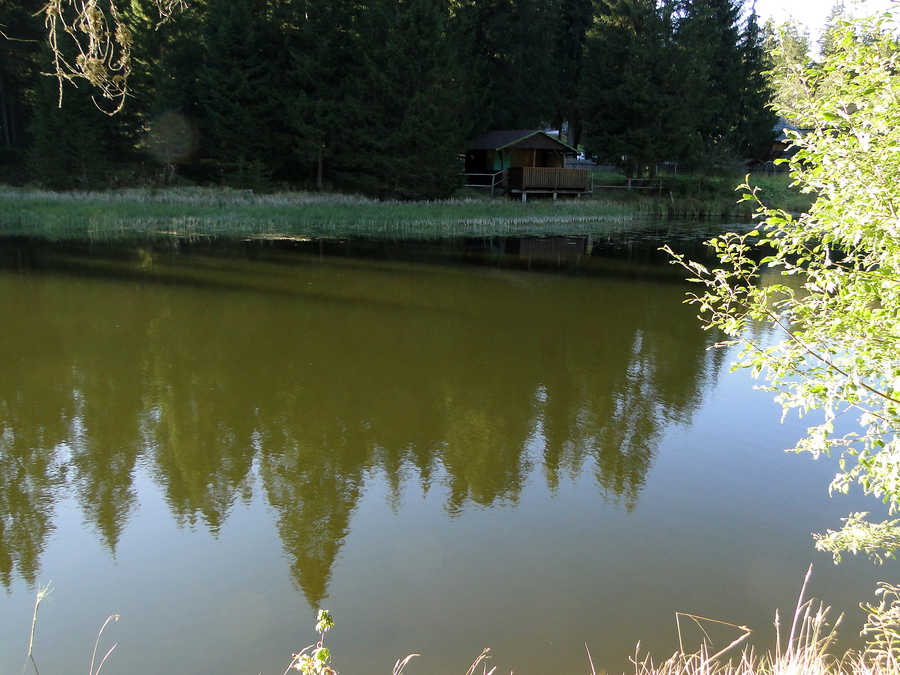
[463,130,591,200]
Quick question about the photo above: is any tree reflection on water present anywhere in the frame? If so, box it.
[0,241,720,605]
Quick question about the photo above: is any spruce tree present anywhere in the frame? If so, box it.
[763,19,812,127]
[451,0,556,133]
[820,1,847,59]
[550,0,593,147]
[286,0,466,198]
[137,0,209,181]
[734,4,776,159]
[27,60,116,188]
[287,0,368,190]
[0,0,41,158]
[197,0,287,186]
[674,0,744,165]
[375,0,468,198]
[581,0,685,176]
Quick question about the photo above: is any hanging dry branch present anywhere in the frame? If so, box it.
[38,0,186,114]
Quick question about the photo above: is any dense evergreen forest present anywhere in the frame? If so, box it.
[0,0,776,198]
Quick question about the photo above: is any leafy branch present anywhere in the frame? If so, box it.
[664,11,900,564]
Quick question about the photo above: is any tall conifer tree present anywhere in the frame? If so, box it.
[452,0,556,132]
[675,0,744,162]
[197,0,288,185]
[581,0,686,175]
[375,0,468,198]
[734,5,776,159]
[550,0,593,147]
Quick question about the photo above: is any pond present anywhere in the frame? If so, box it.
[0,231,893,675]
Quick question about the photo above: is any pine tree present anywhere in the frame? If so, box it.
[550,0,593,147]
[0,0,42,158]
[762,19,812,126]
[375,0,468,198]
[197,0,288,186]
[734,4,776,159]
[451,0,556,133]
[581,0,686,176]
[674,0,744,165]
[820,1,847,59]
[27,64,116,188]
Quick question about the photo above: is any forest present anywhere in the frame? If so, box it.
[0,0,776,198]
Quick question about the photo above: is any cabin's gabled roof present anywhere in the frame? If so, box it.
[467,129,577,154]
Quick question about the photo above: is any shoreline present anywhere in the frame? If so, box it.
[0,183,800,244]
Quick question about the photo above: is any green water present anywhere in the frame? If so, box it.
[0,236,893,674]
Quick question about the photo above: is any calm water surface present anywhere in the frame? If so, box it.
[0,233,894,674]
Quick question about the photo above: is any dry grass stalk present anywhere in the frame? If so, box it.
[465,648,496,675]
[392,653,420,675]
[601,566,900,675]
[89,614,120,675]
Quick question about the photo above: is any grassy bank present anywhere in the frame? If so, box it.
[0,175,807,243]
[591,170,812,215]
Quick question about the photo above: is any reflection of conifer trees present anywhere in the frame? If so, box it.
[247,263,538,597]
[245,299,371,605]
[0,277,74,587]
[0,428,66,588]
[439,401,533,515]
[143,292,258,534]
[531,278,716,509]
[258,433,363,609]
[0,246,722,596]
[66,292,149,552]
[69,371,142,553]
[250,287,424,604]
[433,311,537,515]
[341,273,538,515]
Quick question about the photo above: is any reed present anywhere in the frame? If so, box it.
[594,567,900,675]
[0,185,753,243]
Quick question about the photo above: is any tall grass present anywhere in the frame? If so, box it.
[0,184,758,243]
[24,582,119,675]
[612,567,900,675]
[590,171,813,216]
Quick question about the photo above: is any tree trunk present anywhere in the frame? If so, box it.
[0,73,12,149]
[569,119,583,150]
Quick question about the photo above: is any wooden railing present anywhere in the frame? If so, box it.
[463,169,506,196]
[507,167,590,191]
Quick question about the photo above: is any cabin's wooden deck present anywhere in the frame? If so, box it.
[507,167,591,201]
[463,167,592,200]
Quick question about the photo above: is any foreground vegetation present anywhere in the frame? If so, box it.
[309,575,900,675]
[667,13,900,563]
[651,12,900,672]
[624,570,900,675]
[0,172,808,243]
[28,570,900,675]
